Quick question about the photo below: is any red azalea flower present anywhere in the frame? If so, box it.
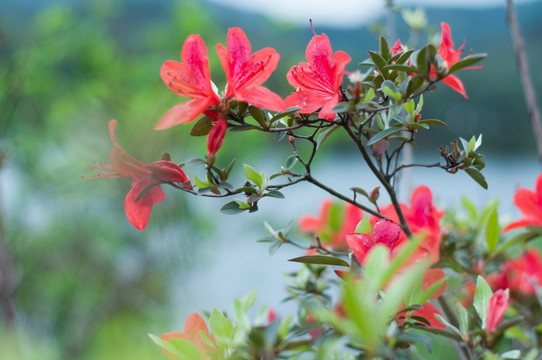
[216,27,285,112]
[285,33,351,121]
[299,199,363,251]
[160,313,219,360]
[346,219,402,264]
[503,174,542,232]
[491,248,542,296]
[390,39,404,55]
[487,289,508,334]
[87,120,191,230]
[430,22,475,99]
[157,34,221,130]
[377,186,444,264]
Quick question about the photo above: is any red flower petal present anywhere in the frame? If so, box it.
[146,160,189,184]
[155,97,218,130]
[158,35,220,130]
[124,177,165,230]
[108,120,150,177]
[413,302,446,329]
[441,74,468,99]
[217,27,284,111]
[373,220,402,249]
[346,233,372,264]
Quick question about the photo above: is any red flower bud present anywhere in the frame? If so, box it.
[487,289,508,334]
[207,118,227,158]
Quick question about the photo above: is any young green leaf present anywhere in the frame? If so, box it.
[485,208,500,252]
[473,275,493,329]
[243,164,262,189]
[355,217,371,234]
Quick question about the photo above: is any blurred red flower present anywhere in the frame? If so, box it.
[503,174,542,232]
[87,120,191,230]
[160,313,218,360]
[431,22,475,99]
[346,219,402,264]
[377,186,444,264]
[299,199,363,251]
[490,248,542,296]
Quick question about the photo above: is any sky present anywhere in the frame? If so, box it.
[208,0,537,28]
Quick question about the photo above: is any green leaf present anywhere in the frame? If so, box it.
[405,76,424,96]
[415,326,463,342]
[379,36,390,60]
[284,155,297,170]
[265,190,284,199]
[434,314,462,337]
[473,275,493,329]
[316,125,340,149]
[460,197,476,222]
[149,334,201,360]
[418,119,446,126]
[355,217,371,234]
[383,64,417,73]
[209,308,234,345]
[381,80,402,102]
[269,106,301,125]
[194,175,211,189]
[249,106,268,128]
[448,53,486,74]
[396,49,414,65]
[465,168,488,189]
[243,164,262,189]
[240,290,257,312]
[367,127,403,145]
[403,99,415,115]
[288,255,349,267]
[184,158,206,166]
[501,350,521,359]
[486,208,500,252]
[456,303,469,337]
[190,116,213,136]
[351,187,369,197]
[419,275,447,304]
[368,51,388,76]
[415,46,429,76]
[220,201,247,215]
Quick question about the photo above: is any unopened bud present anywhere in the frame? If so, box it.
[289,135,295,144]
[372,140,389,158]
[450,166,458,174]
[370,186,380,203]
[414,114,421,123]
[161,152,171,161]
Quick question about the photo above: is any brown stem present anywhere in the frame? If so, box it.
[341,123,413,237]
[506,0,542,166]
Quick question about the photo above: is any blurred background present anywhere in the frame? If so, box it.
[0,0,541,358]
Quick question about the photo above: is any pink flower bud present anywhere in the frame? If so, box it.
[487,289,508,334]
